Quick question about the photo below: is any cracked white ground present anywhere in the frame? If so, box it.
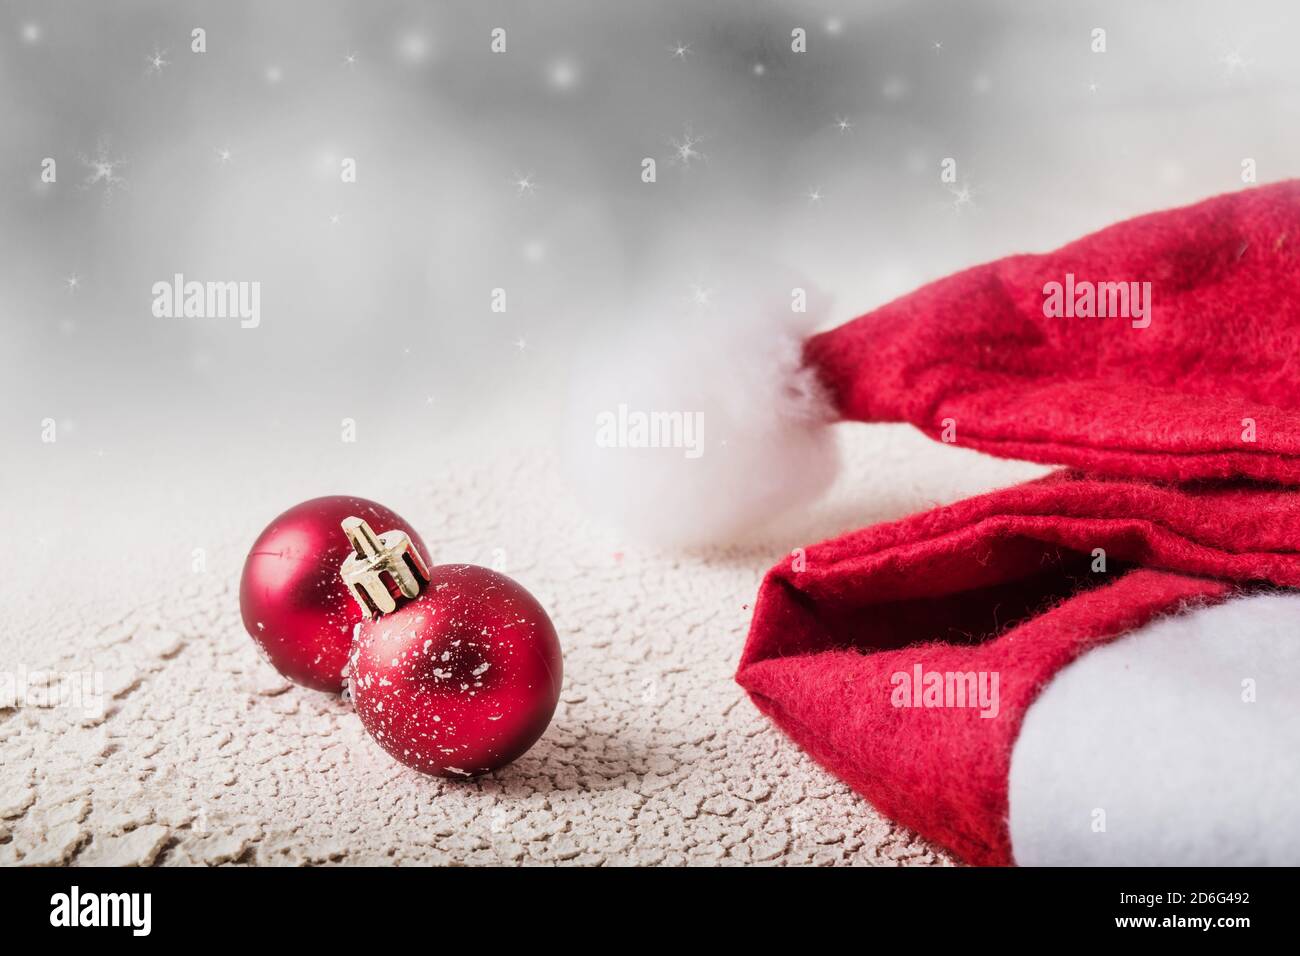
[0,425,1045,866]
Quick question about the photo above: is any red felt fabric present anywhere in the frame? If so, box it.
[805,181,1300,483]
[736,472,1300,865]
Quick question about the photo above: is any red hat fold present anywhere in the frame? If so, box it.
[737,472,1300,865]
[806,181,1300,483]
[738,182,1300,865]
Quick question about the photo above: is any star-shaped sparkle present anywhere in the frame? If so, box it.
[514,337,528,351]
[947,181,976,212]
[690,284,714,308]
[833,116,853,134]
[806,186,825,204]
[146,46,170,75]
[670,41,692,60]
[512,173,538,196]
[669,129,704,167]
[80,142,127,194]
[64,274,81,293]
[343,52,359,68]
[216,146,232,164]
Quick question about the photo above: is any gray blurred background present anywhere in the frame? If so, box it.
[2,0,1297,490]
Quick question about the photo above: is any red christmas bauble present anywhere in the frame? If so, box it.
[239,496,429,693]
[348,563,563,777]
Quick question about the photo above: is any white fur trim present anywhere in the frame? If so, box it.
[1009,591,1300,865]
[562,268,838,547]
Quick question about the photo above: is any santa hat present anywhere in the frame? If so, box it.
[736,181,1300,866]
[570,180,1300,864]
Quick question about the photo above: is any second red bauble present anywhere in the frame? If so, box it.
[348,563,563,778]
[239,496,429,692]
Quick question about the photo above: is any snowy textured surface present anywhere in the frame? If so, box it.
[1,425,1045,866]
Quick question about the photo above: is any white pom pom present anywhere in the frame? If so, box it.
[563,274,839,548]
